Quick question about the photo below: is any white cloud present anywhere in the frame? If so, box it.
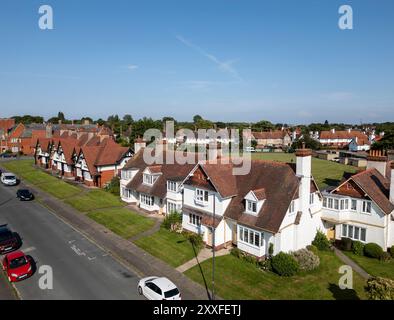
[127,65,139,71]
[175,34,243,81]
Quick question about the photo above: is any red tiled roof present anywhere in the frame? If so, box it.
[320,130,368,140]
[252,131,287,140]
[333,168,394,215]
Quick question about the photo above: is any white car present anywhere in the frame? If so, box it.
[1,173,17,186]
[138,276,181,300]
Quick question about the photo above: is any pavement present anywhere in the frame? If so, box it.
[176,247,231,273]
[0,163,213,300]
[333,247,371,280]
[0,182,145,300]
[0,271,17,300]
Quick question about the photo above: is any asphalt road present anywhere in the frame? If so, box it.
[0,182,144,300]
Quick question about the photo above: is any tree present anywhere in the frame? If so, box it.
[291,134,322,150]
[252,120,274,131]
[193,115,203,123]
[58,112,65,121]
[123,114,134,126]
[372,130,394,150]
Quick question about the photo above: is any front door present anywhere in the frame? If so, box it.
[327,226,335,240]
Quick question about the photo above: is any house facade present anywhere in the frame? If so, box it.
[318,129,369,149]
[321,150,394,250]
[251,130,292,150]
[181,147,325,257]
[348,137,371,152]
[120,145,197,215]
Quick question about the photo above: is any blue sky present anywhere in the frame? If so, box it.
[0,0,393,124]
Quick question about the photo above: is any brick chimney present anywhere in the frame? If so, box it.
[295,143,312,213]
[134,137,146,154]
[367,149,388,177]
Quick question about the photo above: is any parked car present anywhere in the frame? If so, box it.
[138,276,181,300]
[2,250,33,282]
[0,225,21,254]
[0,153,16,158]
[16,189,34,201]
[1,173,17,186]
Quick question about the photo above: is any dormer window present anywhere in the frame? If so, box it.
[143,173,157,185]
[167,181,177,192]
[246,200,257,214]
[195,188,209,205]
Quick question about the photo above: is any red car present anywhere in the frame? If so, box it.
[2,250,33,282]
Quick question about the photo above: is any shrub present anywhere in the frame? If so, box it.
[340,237,353,251]
[365,277,394,300]
[230,247,243,259]
[243,254,258,265]
[380,252,391,262]
[268,243,274,256]
[306,245,319,255]
[162,212,182,230]
[291,249,320,271]
[390,245,394,258]
[271,252,299,277]
[364,243,384,259]
[312,230,330,251]
[104,176,120,195]
[352,241,365,256]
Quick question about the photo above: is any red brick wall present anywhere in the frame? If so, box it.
[99,169,116,188]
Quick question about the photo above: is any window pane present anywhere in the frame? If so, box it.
[340,200,344,210]
[345,199,349,210]
[244,229,248,243]
[328,198,333,208]
[239,227,243,241]
[204,191,209,202]
[361,228,366,242]
[255,233,260,247]
[334,199,339,210]
[323,198,327,207]
[260,233,264,247]
[249,231,253,244]
[342,225,347,237]
[348,226,353,238]
[354,227,360,240]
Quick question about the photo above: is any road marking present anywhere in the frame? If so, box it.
[68,240,75,244]
[70,244,86,256]
[87,256,96,261]
[22,246,36,254]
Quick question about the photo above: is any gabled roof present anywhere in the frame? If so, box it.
[332,168,394,215]
[320,130,368,140]
[125,148,199,198]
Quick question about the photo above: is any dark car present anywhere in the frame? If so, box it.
[16,189,34,201]
[0,225,21,254]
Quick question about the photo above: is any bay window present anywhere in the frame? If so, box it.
[238,226,264,247]
[342,223,366,242]
[140,194,154,207]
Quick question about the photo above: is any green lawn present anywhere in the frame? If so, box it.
[134,227,199,267]
[87,208,155,239]
[343,252,394,280]
[185,251,367,300]
[2,159,80,198]
[251,153,357,189]
[65,189,124,212]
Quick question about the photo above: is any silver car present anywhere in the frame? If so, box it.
[1,173,17,186]
[138,276,181,300]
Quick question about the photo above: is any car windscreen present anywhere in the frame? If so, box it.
[19,190,30,195]
[164,288,180,298]
[4,176,16,180]
[0,230,13,242]
[9,256,28,269]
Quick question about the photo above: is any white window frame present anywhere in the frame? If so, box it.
[362,201,372,214]
[238,225,264,248]
[195,188,209,205]
[140,194,154,207]
[167,181,177,192]
[309,193,314,205]
[189,213,201,227]
[167,201,178,214]
[342,223,366,242]
[289,200,295,214]
[246,200,257,214]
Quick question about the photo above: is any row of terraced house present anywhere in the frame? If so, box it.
[33,125,133,188]
[120,141,394,259]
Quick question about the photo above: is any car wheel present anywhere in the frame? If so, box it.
[138,286,143,295]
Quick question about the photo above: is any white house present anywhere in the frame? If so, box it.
[348,137,371,152]
[181,147,325,258]
[321,150,394,250]
[120,146,197,215]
